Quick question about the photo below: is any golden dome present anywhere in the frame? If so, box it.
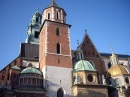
[106,65,129,78]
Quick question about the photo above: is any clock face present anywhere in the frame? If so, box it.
[77,76,82,82]
[74,75,82,83]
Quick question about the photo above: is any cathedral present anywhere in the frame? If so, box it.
[0,0,130,97]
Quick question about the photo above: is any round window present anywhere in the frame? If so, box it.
[125,77,129,84]
[87,74,93,82]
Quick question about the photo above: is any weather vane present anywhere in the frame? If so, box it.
[37,7,39,11]
[110,44,114,54]
[85,29,87,34]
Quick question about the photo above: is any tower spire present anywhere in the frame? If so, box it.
[110,44,118,65]
[85,29,87,34]
[48,0,59,8]
[110,44,114,54]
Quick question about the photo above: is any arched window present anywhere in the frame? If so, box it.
[57,43,60,54]
[48,13,50,19]
[56,12,60,19]
[56,28,60,36]
[36,17,38,22]
[108,63,112,69]
[57,88,64,97]
[28,63,33,67]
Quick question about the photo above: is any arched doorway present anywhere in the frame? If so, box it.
[57,88,64,97]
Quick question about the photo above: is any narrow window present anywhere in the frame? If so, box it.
[56,12,59,19]
[57,43,60,54]
[48,13,50,19]
[57,88,64,97]
[7,73,10,80]
[56,28,60,36]
[36,17,38,22]
[108,63,112,69]
[56,12,60,19]
[34,31,39,38]
[81,53,83,59]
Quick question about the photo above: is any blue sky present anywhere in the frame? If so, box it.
[0,0,130,70]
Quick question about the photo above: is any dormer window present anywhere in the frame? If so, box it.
[48,13,50,19]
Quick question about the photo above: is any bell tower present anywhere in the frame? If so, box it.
[39,0,72,97]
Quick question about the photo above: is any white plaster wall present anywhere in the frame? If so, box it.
[45,66,72,97]
[22,60,39,68]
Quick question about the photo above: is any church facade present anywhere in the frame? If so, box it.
[0,0,130,97]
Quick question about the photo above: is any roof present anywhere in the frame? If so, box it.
[0,56,20,72]
[73,60,96,71]
[20,43,39,60]
[47,0,59,8]
[106,65,129,78]
[11,65,21,71]
[100,53,130,58]
[21,67,42,75]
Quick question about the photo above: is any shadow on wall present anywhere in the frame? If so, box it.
[76,89,107,97]
[46,80,71,97]
[106,76,119,97]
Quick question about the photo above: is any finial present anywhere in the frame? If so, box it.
[110,44,114,54]
[77,39,80,47]
[36,7,39,12]
[85,29,87,34]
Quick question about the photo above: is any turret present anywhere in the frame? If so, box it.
[42,0,66,23]
[74,40,84,61]
[110,45,118,65]
[25,8,42,44]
